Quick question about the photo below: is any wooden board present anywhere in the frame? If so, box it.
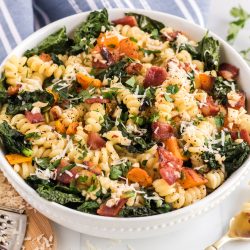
[0,171,56,249]
[23,208,56,250]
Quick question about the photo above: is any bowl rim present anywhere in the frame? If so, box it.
[1,8,250,223]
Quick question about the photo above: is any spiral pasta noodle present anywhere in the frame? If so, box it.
[84,103,105,132]
[27,55,65,79]
[13,162,35,179]
[205,169,225,189]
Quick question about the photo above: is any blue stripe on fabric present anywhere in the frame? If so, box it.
[146,0,185,19]
[33,4,46,27]
[0,40,7,62]
[3,0,33,39]
[183,0,199,24]
[0,9,16,49]
[35,0,76,23]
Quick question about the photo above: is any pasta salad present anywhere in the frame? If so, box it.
[0,9,250,217]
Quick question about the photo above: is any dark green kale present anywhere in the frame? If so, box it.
[26,175,52,189]
[0,74,7,104]
[117,118,154,153]
[212,77,236,105]
[94,57,132,81]
[214,113,225,128]
[140,87,156,111]
[71,9,111,54]
[51,80,92,107]
[35,157,61,170]
[36,185,82,205]
[201,132,250,175]
[24,27,70,57]
[6,90,54,115]
[197,32,220,71]
[109,161,132,180]
[100,115,116,134]
[126,13,164,40]
[0,121,33,156]
[77,201,100,214]
[174,32,220,71]
[119,206,157,217]
[50,53,64,65]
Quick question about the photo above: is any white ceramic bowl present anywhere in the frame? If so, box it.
[1,9,250,239]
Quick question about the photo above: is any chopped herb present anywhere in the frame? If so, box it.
[214,114,224,128]
[164,93,173,102]
[149,113,160,123]
[166,84,179,94]
[125,76,137,88]
[227,6,250,43]
[24,132,41,140]
[109,161,132,180]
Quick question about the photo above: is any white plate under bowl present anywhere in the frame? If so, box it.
[1,9,250,239]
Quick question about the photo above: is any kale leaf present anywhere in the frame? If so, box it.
[126,13,164,39]
[197,33,220,70]
[212,77,236,105]
[77,201,100,214]
[0,121,33,156]
[119,206,157,217]
[50,53,64,65]
[202,132,250,175]
[94,57,132,81]
[36,185,82,205]
[6,90,54,115]
[174,32,220,71]
[24,27,70,57]
[0,74,7,104]
[109,161,132,180]
[197,32,220,71]
[71,9,111,54]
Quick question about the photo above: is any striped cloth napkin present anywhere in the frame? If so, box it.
[0,0,210,62]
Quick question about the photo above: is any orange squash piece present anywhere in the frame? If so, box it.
[97,33,120,50]
[6,154,32,165]
[165,137,188,161]
[195,73,214,91]
[39,53,52,62]
[55,120,66,134]
[127,168,152,187]
[119,38,139,59]
[66,122,79,135]
[76,72,102,89]
[178,167,207,189]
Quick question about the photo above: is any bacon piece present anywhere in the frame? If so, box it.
[125,62,143,75]
[112,16,137,27]
[218,63,239,80]
[144,66,168,87]
[56,159,82,184]
[200,96,220,117]
[240,129,250,145]
[87,132,106,150]
[92,58,108,69]
[231,129,250,145]
[25,111,44,124]
[85,97,110,104]
[152,122,174,141]
[97,198,127,217]
[157,147,183,185]
[7,84,21,96]
[228,92,246,110]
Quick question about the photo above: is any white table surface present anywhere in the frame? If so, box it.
[53,1,250,249]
